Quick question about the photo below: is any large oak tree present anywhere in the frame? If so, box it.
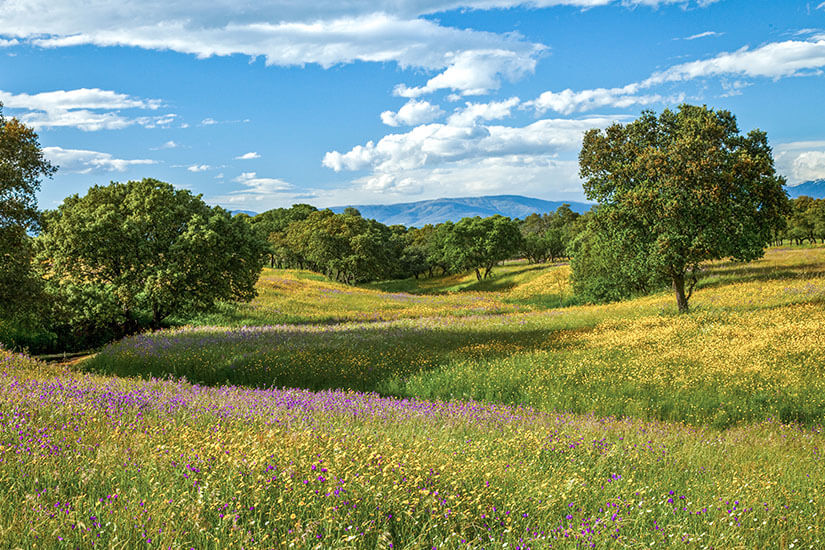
[0,103,56,317]
[578,104,789,312]
[37,178,267,333]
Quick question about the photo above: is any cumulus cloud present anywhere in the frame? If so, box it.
[0,87,173,131]
[187,164,211,172]
[381,100,444,127]
[393,49,541,97]
[235,151,261,159]
[43,146,156,173]
[528,85,674,115]
[447,97,520,126]
[0,38,20,47]
[323,115,622,176]
[775,141,825,184]
[233,172,293,193]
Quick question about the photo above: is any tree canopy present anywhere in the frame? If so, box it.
[578,104,789,312]
[36,178,267,337]
[0,103,56,317]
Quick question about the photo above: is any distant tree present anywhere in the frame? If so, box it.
[0,103,56,317]
[786,196,820,245]
[578,104,789,312]
[520,204,581,263]
[446,215,523,280]
[252,204,318,267]
[36,178,267,336]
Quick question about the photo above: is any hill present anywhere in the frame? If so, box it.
[785,179,825,199]
[330,195,592,226]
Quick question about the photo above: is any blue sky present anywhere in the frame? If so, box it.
[1,0,824,212]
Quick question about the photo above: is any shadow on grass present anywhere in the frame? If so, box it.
[696,261,825,290]
[82,323,574,395]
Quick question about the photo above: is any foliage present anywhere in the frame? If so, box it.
[35,178,267,344]
[444,215,523,280]
[569,210,668,303]
[0,103,56,318]
[578,104,790,311]
[519,203,580,263]
[784,195,825,244]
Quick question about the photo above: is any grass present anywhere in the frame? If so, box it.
[88,245,825,427]
[1,349,823,548]
[5,245,825,547]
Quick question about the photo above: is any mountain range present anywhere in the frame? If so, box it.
[329,195,592,227]
[231,180,825,226]
[785,179,825,199]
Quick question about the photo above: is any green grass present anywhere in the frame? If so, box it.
[86,245,825,428]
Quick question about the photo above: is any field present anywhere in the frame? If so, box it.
[2,245,824,548]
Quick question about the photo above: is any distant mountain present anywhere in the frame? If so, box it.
[785,180,825,199]
[330,195,593,227]
[229,209,258,217]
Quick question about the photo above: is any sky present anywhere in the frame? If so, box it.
[1,0,824,212]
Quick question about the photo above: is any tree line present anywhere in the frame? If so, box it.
[248,204,582,285]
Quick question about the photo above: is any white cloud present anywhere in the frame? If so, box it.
[528,85,674,115]
[817,1,825,9]
[43,146,156,173]
[394,48,541,97]
[157,140,179,149]
[643,39,825,85]
[0,38,20,47]
[209,171,296,209]
[0,1,718,98]
[447,97,520,126]
[0,87,173,131]
[0,88,161,111]
[187,164,211,172]
[681,31,723,40]
[235,151,261,159]
[775,141,825,184]
[324,115,622,176]
[381,99,444,127]
[529,38,825,115]
[200,117,218,125]
[233,172,293,193]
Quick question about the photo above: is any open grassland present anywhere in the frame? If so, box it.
[1,350,823,549]
[180,261,574,327]
[89,246,825,427]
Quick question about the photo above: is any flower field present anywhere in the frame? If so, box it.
[4,245,825,548]
[89,246,825,427]
[1,350,823,548]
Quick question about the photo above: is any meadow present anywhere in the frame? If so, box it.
[1,350,823,548]
[89,246,825,427]
[2,245,824,548]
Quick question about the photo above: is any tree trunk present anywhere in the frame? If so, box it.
[474,268,482,281]
[672,273,689,313]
